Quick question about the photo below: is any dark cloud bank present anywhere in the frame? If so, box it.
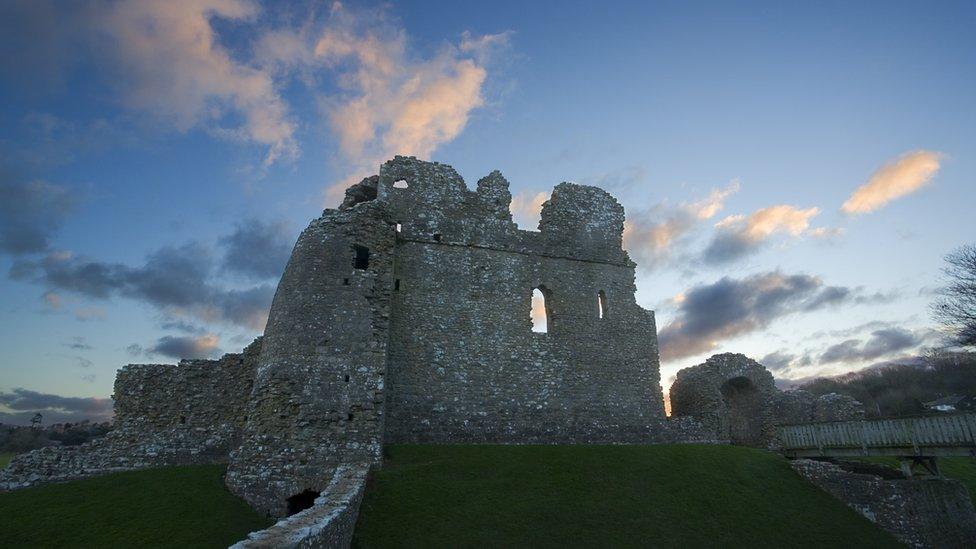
[658,272,899,361]
[5,205,294,330]
[0,388,113,425]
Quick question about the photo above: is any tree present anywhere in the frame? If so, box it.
[933,244,976,348]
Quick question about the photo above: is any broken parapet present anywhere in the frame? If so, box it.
[231,464,369,549]
[0,338,262,491]
[791,459,976,548]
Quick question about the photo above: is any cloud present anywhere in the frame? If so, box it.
[1,0,296,166]
[147,334,221,360]
[220,219,293,280]
[98,0,297,165]
[0,175,76,255]
[255,2,509,200]
[11,241,274,330]
[0,388,113,425]
[63,336,93,351]
[842,150,943,214]
[658,272,887,361]
[623,180,739,268]
[510,191,549,230]
[819,328,924,364]
[702,204,820,264]
[759,350,796,371]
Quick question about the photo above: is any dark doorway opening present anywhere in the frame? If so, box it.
[286,489,319,516]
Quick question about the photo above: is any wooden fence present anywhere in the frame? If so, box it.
[779,413,976,458]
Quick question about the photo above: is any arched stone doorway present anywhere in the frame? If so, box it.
[720,376,764,446]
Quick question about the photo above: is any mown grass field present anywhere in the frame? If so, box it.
[353,444,901,548]
[0,464,272,548]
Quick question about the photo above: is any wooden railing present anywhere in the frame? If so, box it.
[779,413,976,459]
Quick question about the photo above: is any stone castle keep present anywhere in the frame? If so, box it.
[227,156,670,515]
[6,157,972,548]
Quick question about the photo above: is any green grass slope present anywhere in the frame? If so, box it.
[354,445,901,548]
[0,452,13,469]
[0,464,272,548]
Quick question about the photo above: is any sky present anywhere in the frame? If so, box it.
[0,0,973,424]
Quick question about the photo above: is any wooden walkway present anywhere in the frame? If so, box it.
[779,413,976,475]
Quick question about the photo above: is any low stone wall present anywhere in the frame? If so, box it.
[791,458,976,548]
[0,339,261,491]
[231,464,369,549]
[0,423,238,490]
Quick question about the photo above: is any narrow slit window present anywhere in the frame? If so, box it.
[531,286,552,333]
[396,223,402,233]
[344,374,350,383]
[433,233,442,242]
[394,279,401,291]
[352,245,369,269]
[393,179,409,189]
[598,290,608,319]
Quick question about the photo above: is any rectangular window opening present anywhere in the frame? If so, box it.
[352,245,370,269]
[598,290,608,319]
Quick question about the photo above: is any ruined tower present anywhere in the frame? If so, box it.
[222,156,665,516]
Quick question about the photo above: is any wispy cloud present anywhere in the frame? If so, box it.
[623,180,739,268]
[842,150,943,214]
[819,327,930,364]
[256,2,510,200]
[510,191,549,230]
[702,204,822,264]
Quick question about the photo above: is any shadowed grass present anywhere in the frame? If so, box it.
[0,464,272,548]
[353,444,900,548]
[0,452,13,469]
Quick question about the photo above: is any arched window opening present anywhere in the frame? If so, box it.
[598,290,608,319]
[352,245,369,269]
[396,223,402,233]
[286,490,319,516]
[531,286,552,333]
[393,179,409,189]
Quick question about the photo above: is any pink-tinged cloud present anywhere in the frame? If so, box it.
[842,150,943,214]
[703,204,821,264]
[623,180,739,268]
[510,191,550,230]
[100,0,297,165]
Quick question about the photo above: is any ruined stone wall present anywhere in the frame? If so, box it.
[379,158,664,442]
[792,459,976,548]
[226,202,396,517]
[226,157,667,516]
[1,339,261,490]
[670,354,867,447]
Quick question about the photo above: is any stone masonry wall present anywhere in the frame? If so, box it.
[226,157,669,517]
[381,157,664,443]
[792,458,976,548]
[226,200,396,517]
[0,339,261,490]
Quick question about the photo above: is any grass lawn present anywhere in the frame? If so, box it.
[0,464,272,548]
[859,456,976,500]
[354,444,900,548]
[0,452,13,469]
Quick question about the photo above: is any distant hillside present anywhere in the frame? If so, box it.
[354,445,899,548]
[800,351,976,417]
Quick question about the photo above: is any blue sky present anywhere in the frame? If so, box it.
[0,0,973,422]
